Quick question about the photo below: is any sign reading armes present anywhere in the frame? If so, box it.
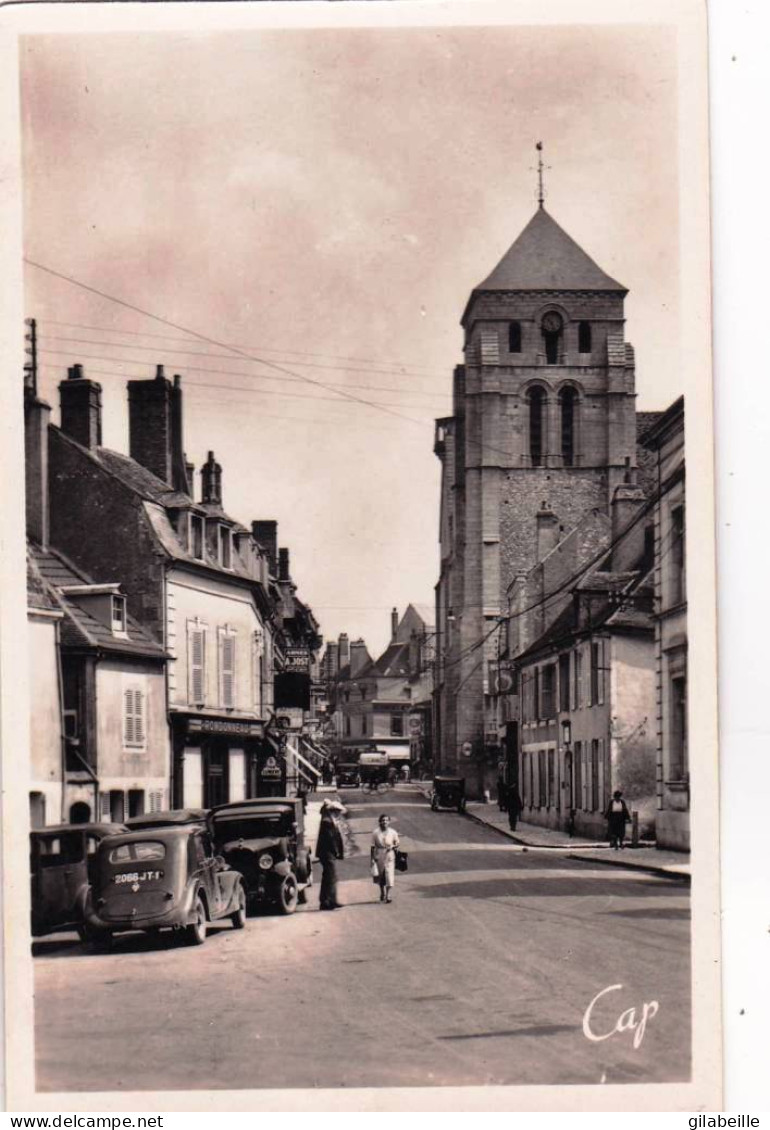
[283,647,311,673]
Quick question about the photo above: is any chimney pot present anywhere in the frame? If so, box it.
[200,450,223,506]
[251,521,278,575]
[128,369,175,483]
[59,367,102,451]
[391,607,399,640]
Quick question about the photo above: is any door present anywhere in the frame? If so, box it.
[205,741,229,809]
[35,831,87,929]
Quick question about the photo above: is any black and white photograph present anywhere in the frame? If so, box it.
[0,0,720,1112]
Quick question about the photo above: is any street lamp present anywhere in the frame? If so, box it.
[560,720,575,837]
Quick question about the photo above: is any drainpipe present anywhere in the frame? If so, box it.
[54,618,68,823]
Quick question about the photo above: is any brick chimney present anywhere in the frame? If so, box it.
[128,365,174,484]
[535,501,560,561]
[338,633,350,669]
[25,396,51,548]
[59,364,102,451]
[278,547,290,581]
[170,375,190,493]
[251,521,277,575]
[391,607,399,641]
[350,639,369,677]
[611,471,646,573]
[200,450,222,506]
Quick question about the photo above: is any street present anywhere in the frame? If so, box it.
[34,787,690,1092]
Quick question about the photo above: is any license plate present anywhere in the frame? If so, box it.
[113,870,164,884]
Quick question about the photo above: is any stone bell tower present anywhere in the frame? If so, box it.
[434,155,638,785]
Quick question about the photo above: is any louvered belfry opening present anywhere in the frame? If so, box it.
[560,386,577,466]
[528,387,546,466]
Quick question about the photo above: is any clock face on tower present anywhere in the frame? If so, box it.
[541,311,563,333]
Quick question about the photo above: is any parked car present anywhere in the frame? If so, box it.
[431,775,467,813]
[335,763,361,788]
[30,823,127,941]
[84,825,246,947]
[124,808,208,831]
[208,797,312,915]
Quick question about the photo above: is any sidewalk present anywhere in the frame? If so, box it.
[412,780,690,881]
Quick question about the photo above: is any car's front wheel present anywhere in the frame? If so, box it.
[278,875,298,915]
[185,895,208,945]
[230,883,247,930]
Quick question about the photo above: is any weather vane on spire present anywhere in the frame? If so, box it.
[536,141,547,209]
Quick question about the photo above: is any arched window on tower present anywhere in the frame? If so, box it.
[528,387,546,466]
[559,387,578,466]
[509,321,522,354]
[541,312,563,364]
[578,321,592,354]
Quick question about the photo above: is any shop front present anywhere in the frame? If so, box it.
[171,714,284,808]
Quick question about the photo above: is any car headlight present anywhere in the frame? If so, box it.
[258,853,273,870]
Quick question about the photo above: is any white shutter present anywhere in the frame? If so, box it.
[598,640,606,706]
[124,688,135,746]
[190,624,206,704]
[134,687,145,746]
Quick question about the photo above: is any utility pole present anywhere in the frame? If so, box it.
[24,317,38,398]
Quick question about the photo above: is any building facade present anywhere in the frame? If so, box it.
[640,398,688,850]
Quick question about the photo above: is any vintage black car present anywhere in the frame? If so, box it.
[30,822,127,940]
[84,825,247,946]
[124,808,208,831]
[208,797,312,915]
[431,775,467,813]
[335,763,361,788]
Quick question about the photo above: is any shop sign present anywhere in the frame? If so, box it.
[259,755,283,779]
[284,647,311,673]
[187,718,264,738]
[408,713,423,737]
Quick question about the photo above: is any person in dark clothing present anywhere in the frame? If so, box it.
[496,776,508,812]
[604,790,631,849]
[316,801,345,910]
[507,785,523,831]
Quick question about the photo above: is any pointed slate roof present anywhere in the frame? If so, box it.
[474,208,626,294]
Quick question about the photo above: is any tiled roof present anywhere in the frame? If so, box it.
[369,641,411,678]
[95,447,191,507]
[30,544,165,658]
[473,208,625,294]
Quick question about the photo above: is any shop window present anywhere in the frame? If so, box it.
[559,386,577,466]
[391,715,404,736]
[123,684,146,750]
[205,746,228,809]
[527,387,546,466]
[578,321,592,353]
[508,321,522,353]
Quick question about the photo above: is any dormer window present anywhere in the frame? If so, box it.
[219,526,232,569]
[111,595,127,636]
[190,515,204,560]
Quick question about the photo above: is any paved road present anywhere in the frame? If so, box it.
[34,787,690,1092]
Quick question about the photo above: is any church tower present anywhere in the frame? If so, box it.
[434,165,638,791]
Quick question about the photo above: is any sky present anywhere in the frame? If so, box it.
[20,22,681,658]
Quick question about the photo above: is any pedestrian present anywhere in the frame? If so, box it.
[371,813,400,904]
[507,784,523,831]
[604,790,631,850]
[497,774,508,812]
[316,800,345,910]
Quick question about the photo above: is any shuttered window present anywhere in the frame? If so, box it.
[123,684,146,749]
[188,622,207,705]
[219,628,236,709]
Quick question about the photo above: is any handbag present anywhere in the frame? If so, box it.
[370,858,380,884]
[395,849,408,873]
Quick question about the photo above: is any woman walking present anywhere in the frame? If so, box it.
[604,790,631,850]
[371,813,400,904]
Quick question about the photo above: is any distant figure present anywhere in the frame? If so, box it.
[507,785,523,831]
[316,800,345,910]
[497,775,508,812]
[604,790,631,850]
[371,813,400,904]
[401,764,411,783]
